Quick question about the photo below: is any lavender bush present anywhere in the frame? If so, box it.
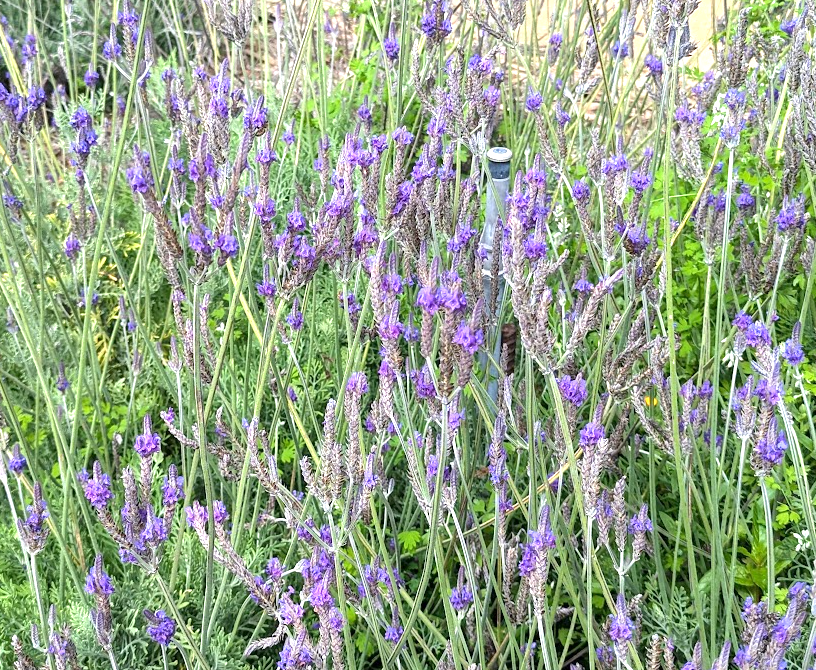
[0,0,815,668]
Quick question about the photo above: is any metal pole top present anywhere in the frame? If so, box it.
[486,147,512,179]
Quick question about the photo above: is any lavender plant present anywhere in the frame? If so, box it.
[0,0,815,668]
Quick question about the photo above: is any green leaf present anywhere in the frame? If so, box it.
[775,503,800,526]
[734,566,755,587]
[280,442,296,464]
[398,529,422,553]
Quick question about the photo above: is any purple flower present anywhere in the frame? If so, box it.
[724,88,746,110]
[629,506,653,533]
[141,508,168,547]
[483,85,500,107]
[732,311,753,331]
[265,557,284,580]
[488,441,508,487]
[645,54,663,75]
[144,610,175,646]
[597,646,616,666]
[608,595,633,643]
[85,555,114,596]
[69,107,97,150]
[126,152,154,194]
[720,118,746,147]
[380,271,404,296]
[427,115,446,138]
[309,576,334,610]
[549,101,568,128]
[781,339,804,366]
[520,233,547,262]
[287,299,304,330]
[82,462,113,509]
[8,443,26,475]
[775,195,806,232]
[281,122,296,145]
[453,322,483,354]
[216,233,239,258]
[21,34,37,64]
[19,483,50,553]
[134,415,161,458]
[384,625,403,644]
[679,379,696,400]
[737,183,755,210]
[279,592,305,625]
[188,226,213,256]
[26,86,46,113]
[84,68,100,89]
[416,286,439,315]
[448,406,464,431]
[438,283,467,313]
[340,292,362,316]
[161,466,184,506]
[754,420,788,469]
[347,371,369,396]
[468,54,495,74]
[781,18,797,36]
[102,34,121,60]
[602,153,628,175]
[573,179,590,202]
[611,40,629,60]
[213,500,229,524]
[243,103,268,134]
[753,378,782,406]
[186,500,228,528]
[411,364,437,400]
[675,103,706,127]
[256,274,277,299]
[2,193,23,216]
[278,637,313,668]
[168,155,185,175]
[287,207,305,231]
[383,32,400,61]
[357,97,372,124]
[630,171,652,193]
[558,374,588,407]
[447,220,478,253]
[518,524,556,576]
[450,583,473,612]
[185,501,207,529]
[548,33,563,62]
[526,87,543,113]
[419,0,452,42]
[392,126,414,145]
[744,321,771,349]
[579,422,605,447]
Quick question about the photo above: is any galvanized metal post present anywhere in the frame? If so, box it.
[480,147,512,405]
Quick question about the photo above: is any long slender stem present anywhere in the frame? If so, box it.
[760,478,775,606]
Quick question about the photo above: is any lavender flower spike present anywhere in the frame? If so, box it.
[86,554,114,649]
[144,609,176,646]
[134,414,161,458]
[8,443,26,475]
[450,566,473,612]
[17,482,50,554]
[82,461,113,509]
